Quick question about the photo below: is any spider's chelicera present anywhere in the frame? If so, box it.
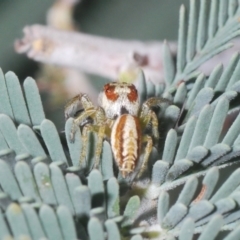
[65,82,166,178]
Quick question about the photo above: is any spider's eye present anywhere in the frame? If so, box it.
[104,84,119,101]
[127,85,138,102]
[104,84,114,94]
[132,88,137,93]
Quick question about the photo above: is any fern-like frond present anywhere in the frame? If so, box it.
[0,203,77,239]
[0,70,45,126]
[161,215,240,240]
[1,0,240,239]
[152,166,240,239]
[139,52,240,192]
[162,0,240,90]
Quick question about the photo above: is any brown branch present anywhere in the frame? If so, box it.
[15,25,177,84]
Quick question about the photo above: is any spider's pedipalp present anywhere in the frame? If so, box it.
[65,93,95,119]
[66,93,96,142]
[65,94,83,120]
[70,108,96,142]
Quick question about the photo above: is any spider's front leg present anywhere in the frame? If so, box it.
[140,97,171,143]
[65,93,96,142]
[78,107,108,169]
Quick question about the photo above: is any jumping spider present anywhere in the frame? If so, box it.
[65,82,168,178]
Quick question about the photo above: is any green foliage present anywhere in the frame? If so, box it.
[157,167,240,236]
[1,0,240,239]
[164,0,240,87]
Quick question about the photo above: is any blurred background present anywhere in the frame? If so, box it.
[0,0,189,129]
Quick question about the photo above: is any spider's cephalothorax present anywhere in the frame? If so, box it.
[98,82,140,119]
[65,81,167,178]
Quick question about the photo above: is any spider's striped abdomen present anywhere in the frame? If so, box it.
[111,114,141,178]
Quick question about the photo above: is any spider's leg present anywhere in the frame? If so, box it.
[80,123,93,167]
[140,108,159,143]
[140,97,171,122]
[70,121,78,143]
[149,110,159,141]
[140,97,170,143]
[80,122,105,170]
[93,124,106,169]
[70,109,96,142]
[141,97,171,111]
[65,94,82,119]
[93,107,107,169]
[65,93,96,142]
[137,135,153,178]
[65,94,95,119]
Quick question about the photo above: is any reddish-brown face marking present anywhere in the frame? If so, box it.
[127,85,138,102]
[104,83,119,101]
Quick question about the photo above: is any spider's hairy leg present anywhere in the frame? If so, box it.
[65,93,95,119]
[142,97,172,110]
[65,94,96,142]
[92,107,107,169]
[79,107,108,170]
[151,111,159,142]
[140,97,172,119]
[93,124,105,169]
[140,106,159,143]
[140,97,171,142]
[70,109,96,142]
[142,110,159,142]
[65,92,108,170]
[79,124,92,167]
[137,135,153,178]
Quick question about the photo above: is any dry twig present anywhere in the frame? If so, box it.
[15,25,178,84]
[15,24,240,84]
